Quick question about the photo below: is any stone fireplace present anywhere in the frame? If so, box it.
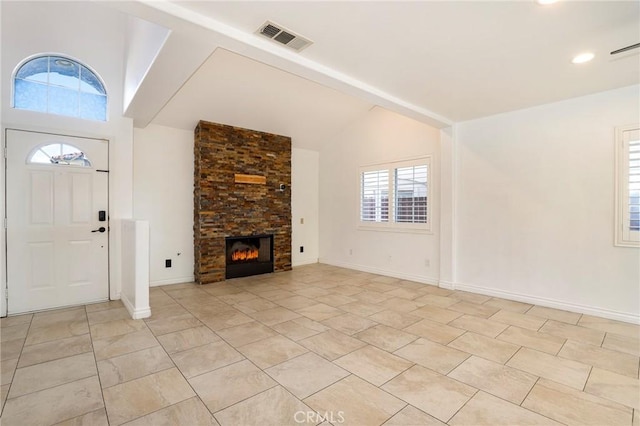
[193,120,292,284]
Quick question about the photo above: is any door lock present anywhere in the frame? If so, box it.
[91,227,106,233]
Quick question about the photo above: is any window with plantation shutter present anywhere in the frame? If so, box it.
[629,139,640,231]
[615,125,640,247]
[359,157,431,232]
[361,170,389,222]
[395,165,428,223]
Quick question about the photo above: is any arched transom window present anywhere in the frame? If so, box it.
[13,55,107,121]
[28,143,92,167]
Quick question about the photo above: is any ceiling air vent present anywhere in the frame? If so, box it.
[256,21,313,52]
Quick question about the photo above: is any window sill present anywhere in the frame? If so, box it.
[614,239,640,248]
[357,224,433,235]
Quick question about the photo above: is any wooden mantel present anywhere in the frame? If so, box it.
[234,174,267,185]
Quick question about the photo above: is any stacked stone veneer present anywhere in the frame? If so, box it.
[194,120,292,284]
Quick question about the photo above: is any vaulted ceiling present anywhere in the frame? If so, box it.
[4,1,639,150]
[174,0,639,122]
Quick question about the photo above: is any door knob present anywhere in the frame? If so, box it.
[91,227,106,233]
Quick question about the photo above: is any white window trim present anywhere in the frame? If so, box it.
[614,124,640,248]
[358,156,432,234]
[27,143,92,167]
[11,53,108,122]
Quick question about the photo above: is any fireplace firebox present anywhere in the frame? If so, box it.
[225,234,274,279]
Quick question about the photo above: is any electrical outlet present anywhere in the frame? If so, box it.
[300,218,304,224]
[424,258,430,267]
[300,246,304,253]
[165,259,172,268]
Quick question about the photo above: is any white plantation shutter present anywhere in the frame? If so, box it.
[360,169,389,222]
[359,157,431,230]
[395,165,428,223]
[627,134,640,232]
[616,126,640,246]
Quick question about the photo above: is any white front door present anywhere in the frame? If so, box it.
[6,129,109,314]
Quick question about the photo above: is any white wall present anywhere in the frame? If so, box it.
[123,15,170,112]
[454,85,640,322]
[119,219,151,319]
[133,124,194,286]
[1,1,134,314]
[439,127,456,288]
[133,125,321,281]
[319,107,441,283]
[292,148,320,266]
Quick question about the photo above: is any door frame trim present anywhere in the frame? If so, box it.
[3,127,111,316]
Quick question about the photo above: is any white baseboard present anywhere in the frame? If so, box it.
[121,293,151,320]
[293,258,319,267]
[319,258,438,286]
[150,276,195,287]
[452,281,640,325]
[317,260,639,324]
[438,280,456,290]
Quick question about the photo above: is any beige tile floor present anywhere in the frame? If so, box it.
[1,264,639,425]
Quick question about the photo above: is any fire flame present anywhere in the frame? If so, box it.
[231,249,259,262]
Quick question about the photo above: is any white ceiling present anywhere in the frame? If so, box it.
[152,48,374,150]
[143,0,640,149]
[16,1,636,149]
[174,0,638,122]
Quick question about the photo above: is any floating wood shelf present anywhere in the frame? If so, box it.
[234,174,266,185]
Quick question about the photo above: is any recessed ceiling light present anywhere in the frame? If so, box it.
[536,0,558,5]
[572,52,595,64]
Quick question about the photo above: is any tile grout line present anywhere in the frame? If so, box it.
[442,387,479,424]
[152,289,325,425]
[6,308,104,425]
[518,376,541,407]
[582,365,594,392]
[0,312,34,414]
[3,266,639,425]
[111,310,199,426]
[83,304,110,426]
[487,385,570,426]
